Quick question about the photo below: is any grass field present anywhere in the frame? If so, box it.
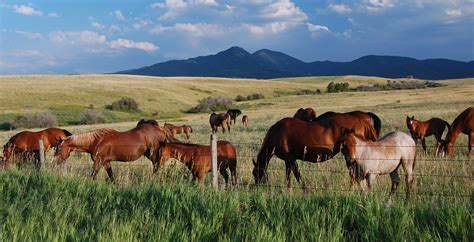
[0,75,472,240]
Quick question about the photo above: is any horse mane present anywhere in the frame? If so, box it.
[68,128,116,146]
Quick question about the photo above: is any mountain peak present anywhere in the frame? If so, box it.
[217,46,250,57]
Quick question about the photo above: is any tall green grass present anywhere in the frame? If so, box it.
[0,171,471,241]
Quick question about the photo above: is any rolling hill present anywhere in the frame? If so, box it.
[117,46,474,80]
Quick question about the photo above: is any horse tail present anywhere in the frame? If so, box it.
[367,112,382,137]
[364,121,378,141]
[443,120,451,133]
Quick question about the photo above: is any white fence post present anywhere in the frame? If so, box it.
[210,133,218,188]
[39,139,45,170]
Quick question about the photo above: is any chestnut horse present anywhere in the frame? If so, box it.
[252,116,377,188]
[439,107,474,157]
[157,141,237,185]
[341,129,416,198]
[210,112,231,133]
[164,123,193,139]
[314,111,382,136]
[242,115,249,129]
[406,116,450,154]
[293,107,317,122]
[3,127,72,169]
[227,109,242,125]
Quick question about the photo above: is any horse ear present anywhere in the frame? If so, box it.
[411,116,414,119]
[350,126,356,133]
[252,159,257,166]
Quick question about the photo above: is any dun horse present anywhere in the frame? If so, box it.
[340,129,416,198]
[3,127,72,169]
[164,123,193,139]
[439,107,474,157]
[406,116,450,154]
[252,116,377,188]
[242,115,249,129]
[210,112,231,133]
[227,109,242,125]
[293,107,317,122]
[157,141,237,185]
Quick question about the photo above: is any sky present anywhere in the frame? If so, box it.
[0,0,473,75]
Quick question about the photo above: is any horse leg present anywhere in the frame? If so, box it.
[401,158,415,199]
[103,162,114,183]
[434,132,443,156]
[389,170,401,195]
[221,124,225,133]
[421,137,427,154]
[185,131,190,140]
[366,173,376,192]
[152,161,160,174]
[284,160,292,189]
[290,160,306,191]
[468,133,473,156]
[227,122,230,133]
[219,167,229,186]
[91,160,102,180]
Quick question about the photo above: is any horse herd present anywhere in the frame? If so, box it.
[1,106,473,197]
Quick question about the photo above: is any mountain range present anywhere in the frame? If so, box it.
[116,46,474,80]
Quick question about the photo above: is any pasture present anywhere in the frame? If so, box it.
[0,75,472,240]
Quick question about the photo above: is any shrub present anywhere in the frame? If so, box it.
[235,95,247,102]
[187,96,234,113]
[79,109,106,125]
[106,97,139,112]
[327,82,350,93]
[12,112,57,129]
[246,93,265,100]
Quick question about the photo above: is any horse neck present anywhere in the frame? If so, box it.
[163,144,195,162]
[445,123,461,145]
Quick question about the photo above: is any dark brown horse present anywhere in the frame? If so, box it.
[293,107,317,122]
[137,119,159,127]
[314,111,382,136]
[252,116,377,188]
[164,123,193,139]
[157,141,237,185]
[406,116,450,154]
[136,119,179,143]
[439,107,474,157]
[227,109,242,125]
[3,127,72,169]
[210,112,231,133]
[242,115,249,129]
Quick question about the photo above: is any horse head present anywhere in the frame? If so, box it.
[340,127,357,166]
[53,137,72,164]
[252,158,268,184]
[437,139,453,157]
[406,116,418,140]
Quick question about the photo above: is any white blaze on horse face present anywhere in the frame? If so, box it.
[409,120,413,125]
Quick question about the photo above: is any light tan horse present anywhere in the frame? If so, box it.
[164,123,193,139]
[242,115,249,129]
[340,129,416,198]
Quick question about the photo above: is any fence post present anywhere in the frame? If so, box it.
[38,139,45,170]
[210,133,218,189]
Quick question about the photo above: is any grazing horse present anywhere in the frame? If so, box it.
[242,115,249,129]
[252,117,377,188]
[3,127,72,169]
[439,107,474,157]
[293,107,317,122]
[210,112,231,133]
[227,109,242,125]
[406,116,450,154]
[164,123,193,139]
[157,141,237,185]
[315,111,382,137]
[340,129,416,198]
[137,119,159,127]
[53,128,118,164]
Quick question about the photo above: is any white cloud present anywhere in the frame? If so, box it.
[307,23,331,33]
[243,22,290,35]
[133,19,152,30]
[114,10,125,20]
[151,23,227,37]
[365,0,395,12]
[49,31,107,45]
[446,9,462,17]
[14,4,43,16]
[15,30,43,40]
[328,4,352,14]
[261,0,307,22]
[92,22,105,30]
[109,39,158,52]
[48,12,59,17]
[152,0,219,20]
[343,29,352,38]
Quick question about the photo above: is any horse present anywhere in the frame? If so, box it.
[53,128,118,164]
[314,111,382,137]
[210,112,231,133]
[227,109,242,125]
[164,123,193,139]
[439,107,474,157]
[252,117,378,189]
[242,115,249,129]
[293,107,317,122]
[157,141,237,185]
[137,119,159,127]
[406,116,450,154]
[3,127,72,169]
[340,129,416,198]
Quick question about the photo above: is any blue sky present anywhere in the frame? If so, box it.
[1,0,473,74]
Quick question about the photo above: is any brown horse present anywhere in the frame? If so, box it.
[242,115,249,129]
[315,111,382,136]
[293,107,317,122]
[439,107,474,157]
[210,112,231,133]
[406,116,450,154]
[137,119,159,127]
[136,120,179,143]
[227,109,242,125]
[252,116,377,188]
[157,141,237,185]
[164,123,193,139]
[3,127,72,169]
